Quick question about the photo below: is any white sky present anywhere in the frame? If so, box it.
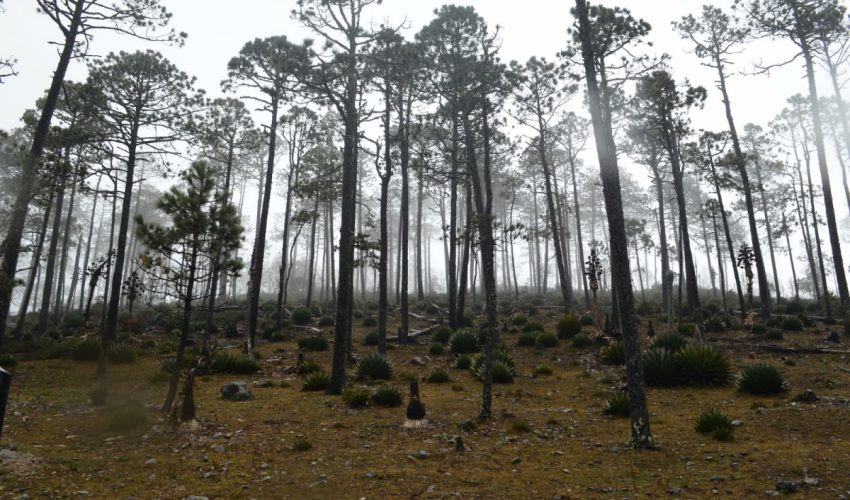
[1,0,847,299]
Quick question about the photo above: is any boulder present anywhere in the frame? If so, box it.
[220,382,253,401]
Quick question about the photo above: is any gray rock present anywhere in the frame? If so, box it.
[511,457,522,465]
[187,497,209,500]
[795,389,818,404]
[410,450,429,460]
[803,477,821,487]
[730,419,744,427]
[776,480,798,493]
[220,382,253,401]
[667,486,681,496]
[826,331,840,343]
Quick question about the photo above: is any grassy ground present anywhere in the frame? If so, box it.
[1,311,849,499]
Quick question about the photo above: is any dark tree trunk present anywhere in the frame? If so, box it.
[575,0,653,448]
[13,195,54,338]
[37,157,68,336]
[0,0,85,349]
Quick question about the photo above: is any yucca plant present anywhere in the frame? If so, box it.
[472,345,516,383]
[363,332,379,346]
[650,333,688,352]
[302,370,330,391]
[522,321,545,334]
[455,354,472,370]
[536,332,559,348]
[448,329,479,354]
[643,347,679,387]
[533,364,553,377]
[72,338,101,362]
[676,345,731,387]
[342,387,371,408]
[298,335,329,352]
[695,407,734,441]
[517,332,537,347]
[556,314,582,339]
[600,341,625,365]
[298,360,322,376]
[737,365,788,395]
[570,333,593,348]
[432,326,453,344]
[371,385,403,407]
[355,352,393,381]
[210,351,260,374]
[107,343,137,364]
[424,367,450,384]
[604,392,630,417]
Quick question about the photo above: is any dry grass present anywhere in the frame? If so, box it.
[1,312,849,498]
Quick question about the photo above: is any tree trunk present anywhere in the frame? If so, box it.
[13,196,54,338]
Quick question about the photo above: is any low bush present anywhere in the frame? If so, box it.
[318,316,334,327]
[533,364,553,377]
[448,330,479,354]
[428,343,445,356]
[432,326,452,344]
[512,315,528,326]
[302,371,330,391]
[298,360,322,375]
[579,315,595,327]
[643,347,679,387]
[455,355,472,370]
[737,365,788,396]
[424,367,450,384]
[342,387,371,408]
[677,323,696,337]
[556,314,582,339]
[363,332,379,346]
[355,353,393,381]
[107,344,137,364]
[536,332,559,348]
[210,351,259,375]
[522,321,545,334]
[298,335,329,352]
[676,345,731,387]
[292,438,313,451]
[362,316,377,327]
[604,392,630,417]
[291,307,313,326]
[72,338,101,362]
[601,341,625,365]
[472,345,516,384]
[782,317,804,332]
[0,353,18,368]
[517,332,537,347]
[650,333,688,353]
[765,329,784,340]
[750,324,767,335]
[371,386,403,407]
[570,333,593,348]
[695,407,733,442]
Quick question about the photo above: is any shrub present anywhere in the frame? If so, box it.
[844,320,850,337]
[511,420,531,433]
[580,315,595,327]
[292,438,313,451]
[455,355,472,370]
[428,343,445,356]
[636,301,657,316]
[676,345,731,387]
[781,317,803,331]
[107,344,137,364]
[604,392,630,417]
[459,315,474,328]
[318,316,334,327]
[737,365,788,396]
[291,306,313,326]
[62,311,84,331]
[556,314,582,339]
[784,300,805,314]
[363,332,379,346]
[448,330,479,354]
[302,371,330,391]
[424,367,450,384]
[650,333,688,353]
[705,314,729,333]
[108,403,149,432]
[643,347,679,387]
[210,351,259,375]
[766,329,783,340]
[472,345,516,383]
[601,341,625,365]
[677,323,696,337]
[432,326,452,344]
[522,321,545,334]
[371,386,403,407]
[533,364,553,377]
[298,360,321,376]
[537,332,559,348]
[0,353,18,368]
[362,316,377,327]
[570,333,593,348]
[342,387,371,408]
[72,338,101,362]
[517,332,537,347]
[695,407,733,440]
[512,315,528,326]
[298,335,329,352]
[356,353,393,381]
[750,324,767,335]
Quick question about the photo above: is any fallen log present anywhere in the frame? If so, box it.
[387,324,441,343]
[757,344,850,355]
[291,325,322,335]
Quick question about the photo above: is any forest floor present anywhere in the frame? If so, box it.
[1,310,850,499]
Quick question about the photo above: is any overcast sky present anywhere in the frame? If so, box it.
[1,0,846,297]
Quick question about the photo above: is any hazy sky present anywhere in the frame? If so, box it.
[1,0,846,297]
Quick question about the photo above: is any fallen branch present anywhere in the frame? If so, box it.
[757,344,850,355]
[292,325,322,335]
[387,324,441,343]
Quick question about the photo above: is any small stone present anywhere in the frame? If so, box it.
[776,480,798,493]
[710,476,725,482]
[410,450,429,460]
[667,486,681,496]
[795,389,818,404]
[426,485,435,493]
[410,357,427,366]
[364,472,376,479]
[187,496,209,500]
[730,420,743,428]
[220,382,253,401]
[203,472,216,480]
[803,477,821,487]
[144,458,157,466]
[826,331,840,343]
[511,457,522,465]
[212,445,225,453]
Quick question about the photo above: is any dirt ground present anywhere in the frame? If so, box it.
[1,311,849,499]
